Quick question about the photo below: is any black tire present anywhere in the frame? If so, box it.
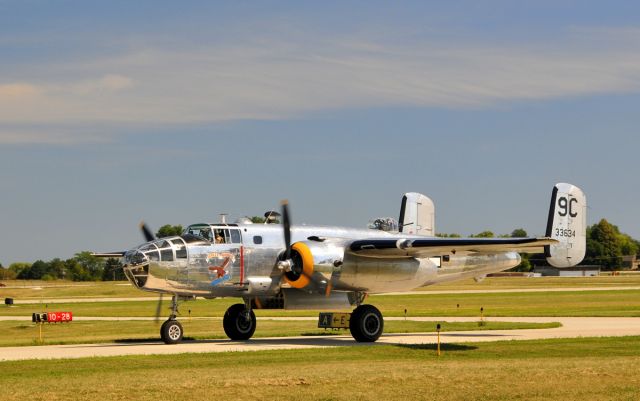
[349,304,384,342]
[223,303,256,340]
[160,319,183,344]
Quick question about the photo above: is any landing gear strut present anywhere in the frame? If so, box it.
[223,303,256,340]
[349,304,384,342]
[160,295,184,344]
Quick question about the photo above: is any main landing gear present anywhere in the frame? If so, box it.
[158,297,383,344]
[349,304,384,342]
[223,303,256,340]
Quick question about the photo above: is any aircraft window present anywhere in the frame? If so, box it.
[230,229,241,244]
[140,243,157,252]
[186,225,213,242]
[160,248,174,262]
[181,234,210,245]
[157,240,170,249]
[253,236,263,244]
[200,228,213,242]
[214,229,227,244]
[170,239,187,259]
[146,250,160,262]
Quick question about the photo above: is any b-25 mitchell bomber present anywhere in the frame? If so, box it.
[95,183,586,344]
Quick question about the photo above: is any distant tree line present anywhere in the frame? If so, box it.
[0,252,124,281]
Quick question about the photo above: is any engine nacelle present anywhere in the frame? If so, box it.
[337,254,438,293]
[283,240,345,289]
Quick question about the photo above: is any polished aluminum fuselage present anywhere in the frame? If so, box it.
[122,223,520,302]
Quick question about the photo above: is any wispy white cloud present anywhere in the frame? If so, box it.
[3,27,640,144]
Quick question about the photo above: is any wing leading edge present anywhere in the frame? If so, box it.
[349,237,557,258]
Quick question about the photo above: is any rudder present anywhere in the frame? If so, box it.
[399,192,435,236]
[545,183,587,267]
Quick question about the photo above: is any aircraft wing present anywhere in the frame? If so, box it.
[91,252,126,258]
[348,237,557,258]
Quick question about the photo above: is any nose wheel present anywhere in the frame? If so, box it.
[160,319,184,344]
[223,303,256,340]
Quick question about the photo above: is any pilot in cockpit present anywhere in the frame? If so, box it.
[214,230,225,244]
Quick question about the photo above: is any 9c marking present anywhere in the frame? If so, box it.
[558,196,578,218]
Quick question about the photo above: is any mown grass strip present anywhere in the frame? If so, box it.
[2,288,639,317]
[1,336,638,401]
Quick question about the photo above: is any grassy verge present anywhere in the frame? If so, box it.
[0,336,638,401]
[0,280,143,298]
[2,275,640,299]
[2,288,639,317]
[0,320,559,347]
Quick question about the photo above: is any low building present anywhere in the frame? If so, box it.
[533,265,601,277]
[622,255,639,270]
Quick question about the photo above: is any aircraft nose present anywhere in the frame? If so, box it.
[122,248,150,288]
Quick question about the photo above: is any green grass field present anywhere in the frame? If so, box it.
[2,288,639,318]
[0,319,560,347]
[2,275,640,299]
[1,336,638,401]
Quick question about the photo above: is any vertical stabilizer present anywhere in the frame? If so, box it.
[399,193,435,236]
[545,183,587,267]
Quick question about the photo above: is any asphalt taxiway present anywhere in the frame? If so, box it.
[1,316,638,361]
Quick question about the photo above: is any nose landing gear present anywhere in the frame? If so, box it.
[160,294,184,344]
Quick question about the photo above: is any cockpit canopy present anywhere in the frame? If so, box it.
[184,224,242,244]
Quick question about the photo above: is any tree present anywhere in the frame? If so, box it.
[511,228,528,238]
[471,231,494,238]
[584,219,624,269]
[102,258,125,281]
[17,260,48,279]
[64,258,90,281]
[74,252,104,280]
[436,233,461,238]
[156,224,184,238]
[250,216,266,224]
[8,262,31,278]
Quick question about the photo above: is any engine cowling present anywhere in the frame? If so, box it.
[282,241,345,289]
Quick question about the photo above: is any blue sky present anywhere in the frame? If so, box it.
[1,1,639,264]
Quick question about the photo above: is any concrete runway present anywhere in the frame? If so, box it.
[1,316,638,361]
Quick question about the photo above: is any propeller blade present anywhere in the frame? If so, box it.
[281,200,292,259]
[154,293,164,323]
[140,221,155,242]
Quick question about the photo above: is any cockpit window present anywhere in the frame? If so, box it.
[185,225,213,242]
[180,233,210,245]
[211,228,241,244]
[214,229,226,244]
